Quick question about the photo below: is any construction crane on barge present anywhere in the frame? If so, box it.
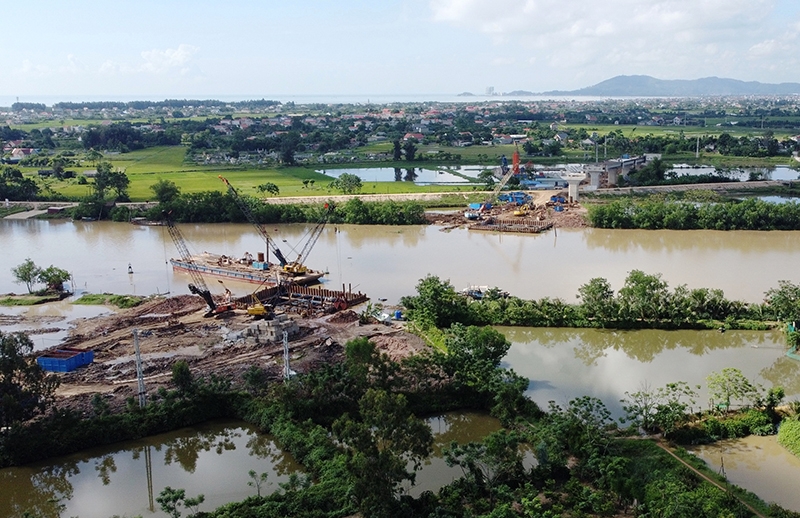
[218,175,289,267]
[283,203,334,275]
[162,213,235,317]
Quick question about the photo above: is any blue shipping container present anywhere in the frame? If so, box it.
[37,348,94,372]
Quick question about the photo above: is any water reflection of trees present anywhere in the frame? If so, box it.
[246,434,298,477]
[0,462,79,518]
[94,454,117,485]
[404,168,418,182]
[394,168,402,182]
[160,428,241,473]
[583,228,800,255]
[327,225,427,250]
[428,412,501,455]
[504,327,777,366]
[760,356,800,395]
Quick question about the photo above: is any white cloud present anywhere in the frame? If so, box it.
[99,44,200,76]
[60,54,86,74]
[140,44,199,74]
[14,59,50,76]
[428,0,795,85]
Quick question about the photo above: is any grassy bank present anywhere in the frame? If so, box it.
[73,293,145,308]
[0,294,65,306]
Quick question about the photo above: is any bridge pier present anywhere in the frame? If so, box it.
[561,173,587,202]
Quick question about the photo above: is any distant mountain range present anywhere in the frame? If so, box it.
[504,75,800,97]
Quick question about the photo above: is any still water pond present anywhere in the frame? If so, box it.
[0,420,301,518]
[690,435,800,511]
[317,165,486,185]
[671,164,799,181]
[500,327,793,417]
[0,413,499,518]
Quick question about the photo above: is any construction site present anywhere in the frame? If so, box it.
[24,167,589,415]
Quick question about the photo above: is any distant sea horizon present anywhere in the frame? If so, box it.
[0,93,624,107]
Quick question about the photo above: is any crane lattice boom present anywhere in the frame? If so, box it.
[284,204,334,274]
[163,213,223,315]
[218,175,288,266]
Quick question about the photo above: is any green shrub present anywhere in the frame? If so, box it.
[733,409,774,436]
[703,417,724,439]
[778,419,800,457]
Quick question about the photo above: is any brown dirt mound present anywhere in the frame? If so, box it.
[327,310,360,323]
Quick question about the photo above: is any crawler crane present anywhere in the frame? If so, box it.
[163,213,235,317]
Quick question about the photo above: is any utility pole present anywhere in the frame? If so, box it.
[133,329,147,408]
[283,330,291,381]
[696,135,700,159]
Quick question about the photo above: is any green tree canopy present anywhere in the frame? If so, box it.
[0,331,60,431]
[37,266,71,292]
[11,258,40,294]
[329,173,362,195]
[150,178,181,204]
[256,182,280,196]
[706,367,760,412]
[402,140,417,161]
[400,275,471,329]
[332,388,432,516]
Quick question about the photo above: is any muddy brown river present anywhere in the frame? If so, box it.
[4,219,800,514]
[4,220,800,304]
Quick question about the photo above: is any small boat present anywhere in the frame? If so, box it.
[464,211,482,221]
[130,217,165,226]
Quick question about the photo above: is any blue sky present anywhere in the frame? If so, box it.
[3,0,799,100]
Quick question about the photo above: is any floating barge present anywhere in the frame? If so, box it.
[469,218,554,234]
[37,347,94,372]
[170,252,324,287]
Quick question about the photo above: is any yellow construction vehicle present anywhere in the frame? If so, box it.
[245,279,275,319]
[246,295,274,319]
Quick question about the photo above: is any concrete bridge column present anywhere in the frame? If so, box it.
[607,169,618,186]
[588,171,602,188]
[560,173,586,202]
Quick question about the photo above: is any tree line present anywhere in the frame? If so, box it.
[400,272,800,331]
[588,196,800,230]
[121,179,428,226]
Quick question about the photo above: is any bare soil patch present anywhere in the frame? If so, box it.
[426,190,589,230]
[22,295,428,415]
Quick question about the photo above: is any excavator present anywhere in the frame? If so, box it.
[162,213,235,317]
